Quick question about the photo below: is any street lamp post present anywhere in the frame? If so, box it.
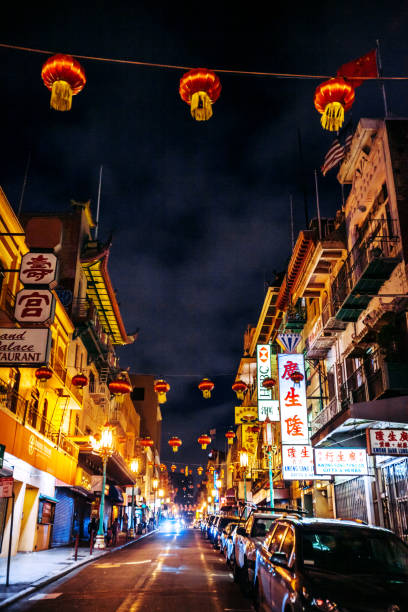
[262,418,275,508]
[129,459,139,537]
[152,478,158,527]
[240,448,248,518]
[90,423,115,549]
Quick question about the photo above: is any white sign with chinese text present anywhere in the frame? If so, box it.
[0,328,51,366]
[278,353,308,445]
[258,400,280,422]
[0,477,13,498]
[19,252,58,287]
[367,428,408,456]
[314,448,368,476]
[14,289,56,323]
[282,444,315,480]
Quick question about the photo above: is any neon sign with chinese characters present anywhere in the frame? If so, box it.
[278,353,308,445]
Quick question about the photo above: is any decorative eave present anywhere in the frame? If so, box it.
[81,241,134,345]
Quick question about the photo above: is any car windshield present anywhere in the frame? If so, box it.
[252,517,276,538]
[219,517,237,530]
[302,529,408,576]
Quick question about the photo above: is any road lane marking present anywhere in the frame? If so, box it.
[123,560,152,565]
[29,593,62,600]
[94,563,121,568]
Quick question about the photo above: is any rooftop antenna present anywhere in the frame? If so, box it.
[376,40,389,118]
[94,165,103,240]
[17,152,31,217]
[289,194,295,250]
[314,169,322,240]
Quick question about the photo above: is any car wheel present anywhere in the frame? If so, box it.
[253,580,261,612]
[240,561,252,597]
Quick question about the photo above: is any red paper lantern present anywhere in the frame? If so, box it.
[198,378,214,399]
[251,425,261,434]
[197,434,211,450]
[171,464,176,472]
[225,430,235,446]
[140,436,154,450]
[168,436,182,453]
[314,77,355,132]
[72,373,88,389]
[232,380,248,400]
[109,377,132,396]
[290,371,304,385]
[179,69,221,121]
[154,379,170,404]
[262,377,276,389]
[197,466,203,475]
[41,54,86,111]
[35,366,52,383]
[159,463,166,472]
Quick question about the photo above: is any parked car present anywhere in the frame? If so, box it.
[225,523,239,567]
[202,514,216,539]
[254,516,408,612]
[234,510,283,593]
[214,517,240,551]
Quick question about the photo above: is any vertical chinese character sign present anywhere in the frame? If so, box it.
[278,353,308,445]
[256,344,279,421]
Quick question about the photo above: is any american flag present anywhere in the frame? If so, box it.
[321,128,353,176]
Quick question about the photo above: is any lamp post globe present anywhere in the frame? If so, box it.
[90,423,115,549]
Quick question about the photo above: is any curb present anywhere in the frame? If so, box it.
[0,529,158,609]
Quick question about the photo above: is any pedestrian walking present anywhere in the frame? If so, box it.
[111,517,119,545]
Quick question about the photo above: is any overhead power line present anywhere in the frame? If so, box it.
[0,41,407,80]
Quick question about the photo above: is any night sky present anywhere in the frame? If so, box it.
[1,1,408,466]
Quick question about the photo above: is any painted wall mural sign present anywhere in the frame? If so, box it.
[0,328,51,366]
[278,353,309,445]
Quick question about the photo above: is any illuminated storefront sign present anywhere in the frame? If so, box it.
[282,445,315,480]
[278,353,308,445]
[14,289,56,323]
[314,448,368,476]
[0,328,51,366]
[235,405,257,424]
[19,252,58,288]
[258,400,279,422]
[367,428,408,456]
[257,344,279,421]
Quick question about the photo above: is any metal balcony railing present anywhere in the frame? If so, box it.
[0,377,78,459]
[311,397,342,435]
[71,298,110,350]
[331,219,400,311]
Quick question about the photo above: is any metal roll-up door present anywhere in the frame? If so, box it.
[52,489,74,546]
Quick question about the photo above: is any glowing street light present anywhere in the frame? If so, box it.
[90,423,115,549]
[240,448,249,517]
[129,458,139,537]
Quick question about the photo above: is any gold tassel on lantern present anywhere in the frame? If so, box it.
[50,80,73,111]
[321,101,344,132]
[190,91,213,121]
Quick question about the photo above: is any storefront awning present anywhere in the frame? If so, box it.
[39,494,59,504]
[109,485,124,505]
[312,395,408,447]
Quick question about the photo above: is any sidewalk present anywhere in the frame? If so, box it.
[0,531,156,608]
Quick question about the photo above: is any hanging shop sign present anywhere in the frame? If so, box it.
[0,477,13,498]
[276,333,301,353]
[0,328,52,366]
[256,344,279,421]
[14,289,56,324]
[242,424,258,458]
[258,400,280,422]
[366,428,408,456]
[234,405,258,424]
[282,444,315,480]
[19,252,59,288]
[314,448,368,476]
[278,353,308,445]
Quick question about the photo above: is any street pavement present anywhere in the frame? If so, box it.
[5,527,254,611]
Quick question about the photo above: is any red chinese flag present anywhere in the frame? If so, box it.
[337,49,378,88]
